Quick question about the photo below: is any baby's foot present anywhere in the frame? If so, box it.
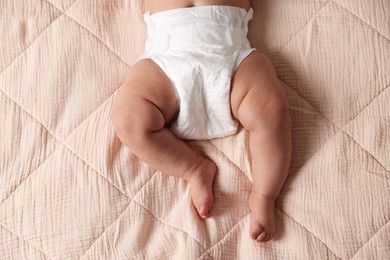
[187,157,217,219]
[248,191,276,242]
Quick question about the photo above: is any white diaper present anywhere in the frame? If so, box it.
[139,6,255,140]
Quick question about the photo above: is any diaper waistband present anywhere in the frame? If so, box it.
[142,6,253,55]
[144,5,253,30]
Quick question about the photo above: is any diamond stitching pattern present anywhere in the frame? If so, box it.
[0,224,50,259]
[1,0,389,258]
[277,209,342,259]
[270,0,332,63]
[332,0,390,41]
[0,0,63,72]
[351,219,390,259]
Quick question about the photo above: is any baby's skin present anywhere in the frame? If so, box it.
[112,0,292,243]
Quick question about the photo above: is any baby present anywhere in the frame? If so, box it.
[111,0,292,243]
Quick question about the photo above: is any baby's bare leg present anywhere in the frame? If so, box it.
[111,60,217,218]
[231,52,292,242]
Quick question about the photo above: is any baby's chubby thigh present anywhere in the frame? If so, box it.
[111,59,178,147]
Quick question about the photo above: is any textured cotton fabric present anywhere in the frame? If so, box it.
[0,0,389,259]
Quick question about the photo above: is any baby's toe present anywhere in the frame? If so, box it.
[249,213,263,239]
[256,231,269,242]
[250,228,262,240]
[198,205,210,219]
[258,232,274,243]
[250,213,274,242]
[193,197,213,219]
[264,233,273,242]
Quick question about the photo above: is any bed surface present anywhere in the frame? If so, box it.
[1,0,389,259]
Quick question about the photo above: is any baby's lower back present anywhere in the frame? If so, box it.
[144,0,250,14]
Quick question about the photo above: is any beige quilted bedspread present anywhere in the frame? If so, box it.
[1,0,389,259]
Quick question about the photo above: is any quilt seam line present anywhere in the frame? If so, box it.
[340,84,390,176]
[37,1,130,146]
[81,171,158,257]
[62,89,118,145]
[199,214,248,258]
[133,200,212,258]
[277,79,340,131]
[0,89,62,207]
[270,0,331,63]
[0,223,52,259]
[42,0,133,154]
[343,83,390,130]
[63,14,131,68]
[43,0,78,12]
[0,11,63,76]
[341,131,390,176]
[277,79,341,171]
[130,171,158,201]
[0,143,58,207]
[0,88,129,201]
[40,0,132,69]
[79,200,132,258]
[351,219,390,259]
[278,78,339,128]
[0,90,57,140]
[63,142,131,197]
[0,88,129,205]
[279,77,390,255]
[2,0,124,160]
[0,0,81,76]
[331,0,390,43]
[279,78,390,176]
[288,130,339,177]
[278,209,342,259]
[207,140,252,184]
